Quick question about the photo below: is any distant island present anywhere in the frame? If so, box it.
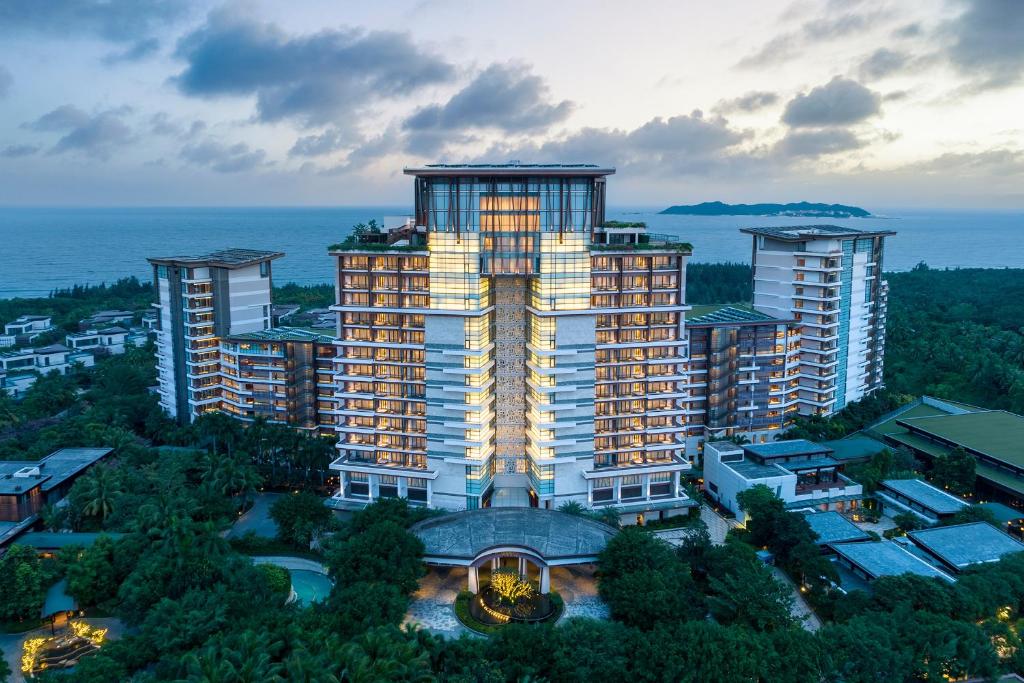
[660,201,871,218]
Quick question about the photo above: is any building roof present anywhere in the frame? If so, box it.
[12,315,51,322]
[226,326,335,343]
[908,522,1024,571]
[17,531,124,549]
[821,435,889,463]
[725,458,790,480]
[686,304,788,326]
[898,410,1024,468]
[803,511,871,545]
[979,502,1024,525]
[831,540,953,581]
[0,448,113,496]
[740,225,896,240]
[96,326,128,334]
[410,508,616,563]
[34,344,69,354]
[782,455,843,472]
[41,579,76,618]
[879,478,968,515]
[404,163,615,177]
[745,439,833,460]
[147,248,284,269]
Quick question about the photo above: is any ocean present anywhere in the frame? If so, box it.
[1,206,1021,298]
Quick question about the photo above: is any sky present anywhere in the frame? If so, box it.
[0,0,1022,209]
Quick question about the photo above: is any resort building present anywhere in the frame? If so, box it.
[802,510,871,547]
[148,249,281,423]
[703,439,864,522]
[218,327,339,436]
[0,448,113,547]
[78,310,134,330]
[745,225,893,415]
[875,478,968,525]
[66,327,129,355]
[328,164,696,524]
[1,315,54,347]
[685,305,801,446]
[830,540,954,584]
[906,522,1024,574]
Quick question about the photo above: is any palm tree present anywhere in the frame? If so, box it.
[213,456,262,506]
[78,464,123,523]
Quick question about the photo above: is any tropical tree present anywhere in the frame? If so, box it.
[270,492,335,548]
[0,544,45,622]
[77,463,123,523]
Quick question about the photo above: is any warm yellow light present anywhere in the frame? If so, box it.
[22,637,47,673]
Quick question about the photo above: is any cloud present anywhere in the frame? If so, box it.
[0,0,185,42]
[858,48,910,81]
[715,91,780,113]
[893,22,922,38]
[737,9,889,69]
[103,37,160,64]
[404,63,573,141]
[0,65,10,98]
[910,148,1024,176]
[477,111,752,177]
[24,105,133,159]
[180,139,268,173]
[782,77,881,127]
[172,8,456,126]
[149,112,205,139]
[773,128,865,158]
[289,128,352,157]
[942,0,1024,90]
[0,144,39,158]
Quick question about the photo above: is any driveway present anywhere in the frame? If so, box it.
[403,566,473,638]
[226,492,282,539]
[770,566,822,632]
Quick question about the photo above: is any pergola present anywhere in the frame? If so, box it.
[410,508,616,594]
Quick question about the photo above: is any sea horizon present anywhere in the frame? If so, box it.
[2,205,1022,299]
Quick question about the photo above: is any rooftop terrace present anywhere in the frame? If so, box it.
[741,224,897,241]
[404,163,615,177]
[746,439,833,460]
[686,304,787,326]
[226,327,335,344]
[147,248,284,269]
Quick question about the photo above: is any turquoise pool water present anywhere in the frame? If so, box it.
[290,569,332,605]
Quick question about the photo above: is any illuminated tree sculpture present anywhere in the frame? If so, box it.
[490,569,533,606]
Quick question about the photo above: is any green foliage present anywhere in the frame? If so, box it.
[257,564,291,596]
[271,282,334,309]
[845,447,919,494]
[883,265,1024,413]
[269,491,335,548]
[685,262,751,304]
[783,388,915,441]
[325,519,424,595]
[930,446,976,496]
[66,534,119,607]
[0,545,45,622]
[597,527,706,628]
[945,504,997,527]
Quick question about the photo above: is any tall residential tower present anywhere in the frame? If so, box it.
[743,225,893,414]
[329,164,696,524]
[149,249,281,423]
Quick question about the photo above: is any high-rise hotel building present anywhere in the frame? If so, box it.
[329,164,696,522]
[744,225,893,414]
[148,249,281,423]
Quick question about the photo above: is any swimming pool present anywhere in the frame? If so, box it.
[290,569,333,605]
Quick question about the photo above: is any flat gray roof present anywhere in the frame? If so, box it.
[880,478,968,515]
[831,540,953,581]
[803,511,871,545]
[411,508,616,563]
[908,522,1024,570]
[686,304,786,326]
[17,531,124,549]
[404,163,614,177]
[746,439,832,460]
[147,248,284,269]
[0,448,113,495]
[726,459,789,480]
[741,225,896,240]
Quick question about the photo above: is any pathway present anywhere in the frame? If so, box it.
[403,566,473,638]
[770,566,822,632]
[552,564,610,621]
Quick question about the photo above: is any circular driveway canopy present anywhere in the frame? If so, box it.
[411,508,617,567]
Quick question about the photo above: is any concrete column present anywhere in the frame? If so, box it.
[398,477,408,499]
[614,477,621,503]
[643,474,651,500]
[540,565,550,594]
[426,480,432,507]
[468,566,479,594]
[518,557,526,576]
[491,557,499,571]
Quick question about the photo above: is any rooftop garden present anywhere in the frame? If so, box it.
[601,220,648,229]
